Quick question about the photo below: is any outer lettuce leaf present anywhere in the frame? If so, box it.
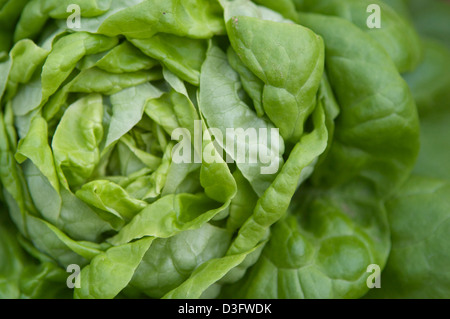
[14,0,111,41]
[163,245,260,299]
[5,39,49,99]
[0,110,34,233]
[131,223,232,298]
[251,0,299,22]
[222,192,389,299]
[24,214,103,266]
[367,176,450,298]
[131,35,207,85]
[0,209,27,298]
[16,261,71,299]
[380,0,410,19]
[20,159,113,242]
[226,15,324,143]
[403,39,450,115]
[408,0,450,49]
[89,0,225,39]
[40,32,118,105]
[0,0,28,53]
[413,109,450,181]
[297,0,422,73]
[74,237,153,299]
[300,13,420,198]
[0,58,11,100]
[0,217,71,299]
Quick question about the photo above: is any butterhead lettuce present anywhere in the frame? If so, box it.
[0,0,448,299]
